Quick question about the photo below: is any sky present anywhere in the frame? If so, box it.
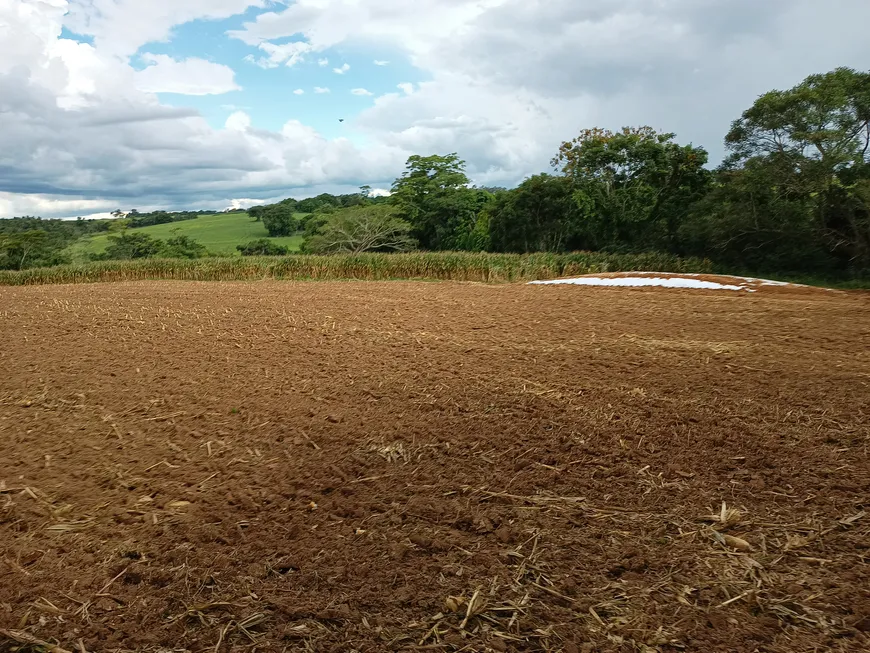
[2,0,870,219]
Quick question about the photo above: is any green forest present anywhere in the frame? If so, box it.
[2,67,868,281]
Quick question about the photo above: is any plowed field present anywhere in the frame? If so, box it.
[1,281,869,653]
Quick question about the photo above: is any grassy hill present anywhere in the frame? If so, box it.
[68,212,305,261]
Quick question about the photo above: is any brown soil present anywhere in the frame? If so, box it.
[1,281,869,653]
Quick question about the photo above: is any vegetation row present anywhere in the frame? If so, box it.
[0,251,713,286]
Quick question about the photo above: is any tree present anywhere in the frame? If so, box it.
[161,234,208,259]
[487,174,582,253]
[100,232,164,260]
[261,203,299,236]
[725,67,870,168]
[724,67,870,268]
[390,153,480,250]
[681,160,833,273]
[303,205,416,254]
[0,230,70,270]
[107,218,131,233]
[552,127,711,252]
[236,239,290,256]
[297,194,338,213]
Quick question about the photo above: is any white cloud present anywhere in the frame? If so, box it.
[313,86,330,93]
[65,0,265,57]
[0,3,407,218]
[374,60,389,66]
[229,0,870,181]
[225,110,252,131]
[293,88,305,95]
[245,40,311,68]
[0,192,127,220]
[333,63,350,74]
[135,53,240,95]
[226,197,267,211]
[397,82,414,95]
[5,0,870,218]
[351,88,374,96]
[243,54,271,69]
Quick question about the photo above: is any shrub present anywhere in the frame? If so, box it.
[236,239,290,256]
[161,235,208,259]
[97,232,164,260]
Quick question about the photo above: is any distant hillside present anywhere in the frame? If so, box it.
[68,212,306,260]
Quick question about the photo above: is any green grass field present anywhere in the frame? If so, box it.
[67,212,305,260]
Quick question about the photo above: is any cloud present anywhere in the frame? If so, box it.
[0,1,407,218]
[351,88,373,96]
[226,197,267,211]
[230,0,870,182]
[225,110,252,131]
[135,54,240,95]
[5,0,870,218]
[293,88,305,95]
[0,191,130,219]
[245,40,311,68]
[65,0,265,57]
[374,60,389,66]
[313,86,330,93]
[333,63,350,74]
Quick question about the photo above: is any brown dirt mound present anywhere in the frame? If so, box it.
[1,281,869,653]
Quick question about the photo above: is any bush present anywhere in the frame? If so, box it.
[93,232,208,261]
[96,232,164,260]
[162,235,208,259]
[236,239,290,256]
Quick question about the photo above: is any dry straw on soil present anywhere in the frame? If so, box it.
[2,279,868,653]
[0,251,712,285]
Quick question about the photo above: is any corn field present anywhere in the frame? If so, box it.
[0,251,713,286]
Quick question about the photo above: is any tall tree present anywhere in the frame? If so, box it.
[723,67,870,268]
[552,127,710,252]
[725,67,870,168]
[487,174,581,253]
[390,153,480,250]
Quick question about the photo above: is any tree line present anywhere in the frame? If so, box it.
[123,209,217,229]
[0,216,111,269]
[291,67,869,277]
[2,66,868,278]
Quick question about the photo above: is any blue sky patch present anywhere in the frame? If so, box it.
[116,12,426,139]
